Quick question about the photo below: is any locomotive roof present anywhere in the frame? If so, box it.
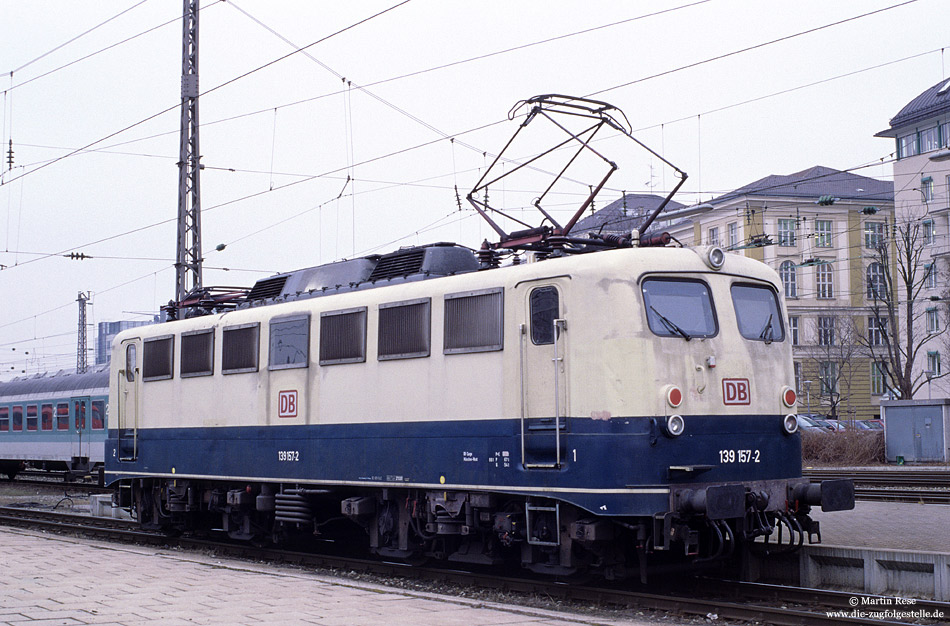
[0,364,109,399]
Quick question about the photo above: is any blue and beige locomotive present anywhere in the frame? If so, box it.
[0,366,109,480]
[104,95,852,580]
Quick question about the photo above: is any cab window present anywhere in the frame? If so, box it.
[641,278,717,339]
[731,283,785,343]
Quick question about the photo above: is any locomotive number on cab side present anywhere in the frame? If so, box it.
[278,450,300,462]
[718,449,760,463]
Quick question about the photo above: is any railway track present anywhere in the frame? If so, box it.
[1,505,946,625]
[803,468,950,504]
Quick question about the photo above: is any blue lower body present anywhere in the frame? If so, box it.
[106,414,802,517]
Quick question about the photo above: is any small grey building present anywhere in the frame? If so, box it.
[881,399,950,463]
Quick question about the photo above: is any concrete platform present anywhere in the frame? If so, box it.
[0,527,654,626]
[810,501,950,554]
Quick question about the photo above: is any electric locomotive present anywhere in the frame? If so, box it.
[104,95,853,581]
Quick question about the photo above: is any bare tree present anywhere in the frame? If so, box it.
[804,314,861,419]
[862,219,948,399]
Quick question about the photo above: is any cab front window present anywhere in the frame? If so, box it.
[732,283,784,343]
[641,278,717,340]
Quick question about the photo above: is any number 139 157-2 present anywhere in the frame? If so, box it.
[718,449,760,463]
[278,450,299,462]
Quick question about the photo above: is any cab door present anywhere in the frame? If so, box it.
[516,279,569,468]
[117,338,141,461]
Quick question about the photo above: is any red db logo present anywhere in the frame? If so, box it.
[278,390,298,418]
[722,379,750,405]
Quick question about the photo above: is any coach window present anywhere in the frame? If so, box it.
[92,400,105,430]
[530,287,559,345]
[26,405,38,431]
[445,288,504,353]
[0,407,8,432]
[181,328,214,377]
[222,323,260,374]
[12,405,23,432]
[143,335,174,381]
[378,298,431,360]
[56,403,69,431]
[269,315,310,370]
[641,278,717,339]
[731,283,785,344]
[320,307,367,365]
[41,404,54,431]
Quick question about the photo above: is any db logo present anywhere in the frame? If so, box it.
[278,390,298,418]
[722,379,750,405]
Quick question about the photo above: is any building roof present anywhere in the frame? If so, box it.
[572,193,686,236]
[706,165,893,206]
[877,78,950,137]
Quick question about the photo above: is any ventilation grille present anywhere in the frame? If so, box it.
[246,275,288,301]
[368,249,427,281]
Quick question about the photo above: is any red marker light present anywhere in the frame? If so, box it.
[667,386,683,408]
[782,387,797,408]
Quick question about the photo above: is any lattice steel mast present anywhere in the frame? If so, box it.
[76,291,90,374]
[175,0,202,304]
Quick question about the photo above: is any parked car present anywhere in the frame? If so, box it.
[861,419,884,431]
[796,414,829,432]
[813,418,847,432]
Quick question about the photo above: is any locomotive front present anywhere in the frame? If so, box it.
[550,245,854,579]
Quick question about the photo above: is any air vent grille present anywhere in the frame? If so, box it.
[368,249,427,281]
[245,275,288,301]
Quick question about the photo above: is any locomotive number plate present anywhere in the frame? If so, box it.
[718,449,760,464]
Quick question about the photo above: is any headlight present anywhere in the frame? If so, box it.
[664,414,685,437]
[705,246,725,270]
[783,414,799,435]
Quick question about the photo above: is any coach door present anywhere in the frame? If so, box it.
[517,280,569,468]
[69,396,91,467]
[117,338,140,461]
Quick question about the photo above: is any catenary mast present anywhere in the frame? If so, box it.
[175,0,202,304]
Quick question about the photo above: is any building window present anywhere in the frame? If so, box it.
[778,218,796,246]
[817,316,836,346]
[921,127,940,153]
[927,308,940,334]
[180,329,214,378]
[868,316,887,347]
[922,177,934,202]
[866,262,886,300]
[788,316,799,346]
[727,222,738,248]
[269,315,310,370]
[794,361,803,394]
[816,263,834,298]
[142,335,174,381]
[708,227,720,246]
[922,219,935,245]
[819,361,838,395]
[378,298,431,360]
[899,133,918,158]
[222,323,260,374]
[925,264,937,290]
[942,121,950,148]
[779,261,797,298]
[928,351,942,376]
[815,219,832,247]
[870,362,886,396]
[865,222,885,249]
[444,288,504,354]
[319,308,367,365]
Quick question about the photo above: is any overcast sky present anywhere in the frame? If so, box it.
[1,0,947,378]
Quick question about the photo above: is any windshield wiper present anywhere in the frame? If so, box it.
[759,313,774,344]
[650,306,691,341]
